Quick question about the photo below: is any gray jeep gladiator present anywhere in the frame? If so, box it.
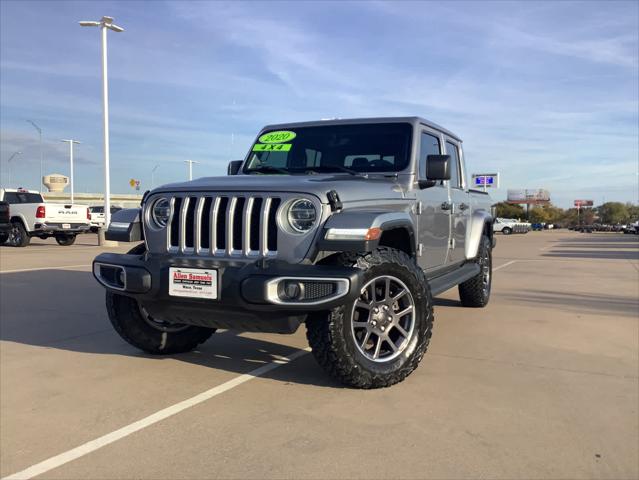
[94,117,494,388]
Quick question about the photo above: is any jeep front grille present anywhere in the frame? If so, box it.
[166,195,281,257]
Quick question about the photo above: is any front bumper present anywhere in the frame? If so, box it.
[34,223,91,234]
[0,222,11,234]
[93,252,363,333]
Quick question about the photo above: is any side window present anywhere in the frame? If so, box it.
[446,141,461,189]
[419,132,441,178]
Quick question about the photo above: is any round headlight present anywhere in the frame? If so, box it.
[287,199,316,233]
[151,198,171,228]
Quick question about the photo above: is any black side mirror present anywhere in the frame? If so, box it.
[419,154,451,188]
[227,160,243,175]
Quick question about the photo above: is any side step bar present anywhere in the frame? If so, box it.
[428,263,480,296]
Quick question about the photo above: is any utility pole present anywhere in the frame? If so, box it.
[6,151,22,187]
[151,163,159,189]
[184,160,199,181]
[80,15,124,233]
[61,139,80,202]
[26,120,43,190]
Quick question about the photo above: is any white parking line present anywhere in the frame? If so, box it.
[0,264,92,274]
[494,260,517,271]
[1,348,311,480]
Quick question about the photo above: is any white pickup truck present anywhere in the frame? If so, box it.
[0,188,91,247]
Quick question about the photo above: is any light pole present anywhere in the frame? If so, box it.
[151,163,159,189]
[26,120,43,190]
[61,139,80,202]
[184,160,199,181]
[79,15,124,231]
[6,151,22,187]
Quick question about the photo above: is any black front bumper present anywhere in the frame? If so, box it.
[93,252,363,334]
[0,222,10,234]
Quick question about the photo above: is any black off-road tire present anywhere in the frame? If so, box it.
[55,234,76,246]
[105,242,215,354]
[458,235,492,308]
[8,221,30,247]
[502,227,512,235]
[306,247,434,389]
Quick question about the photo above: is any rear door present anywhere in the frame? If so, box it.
[444,138,469,264]
[415,128,451,271]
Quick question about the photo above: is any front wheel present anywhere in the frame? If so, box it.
[306,248,433,389]
[106,292,216,354]
[458,235,492,307]
[502,227,512,235]
[55,234,76,246]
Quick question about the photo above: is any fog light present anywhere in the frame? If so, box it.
[282,281,304,301]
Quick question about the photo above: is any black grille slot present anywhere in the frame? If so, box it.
[215,197,229,250]
[249,197,263,251]
[233,197,246,251]
[169,197,182,247]
[267,198,280,252]
[184,197,196,248]
[200,197,212,249]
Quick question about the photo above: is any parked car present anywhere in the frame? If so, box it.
[494,217,530,235]
[0,188,90,246]
[93,116,495,389]
[89,205,122,232]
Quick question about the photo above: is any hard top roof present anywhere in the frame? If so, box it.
[261,116,461,142]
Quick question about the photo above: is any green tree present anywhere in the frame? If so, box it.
[596,202,628,224]
[494,202,525,219]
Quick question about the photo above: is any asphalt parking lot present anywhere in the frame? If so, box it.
[1,231,637,480]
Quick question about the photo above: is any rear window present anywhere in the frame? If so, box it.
[3,192,44,204]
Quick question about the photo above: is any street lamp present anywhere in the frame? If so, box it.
[151,163,159,189]
[6,151,22,187]
[79,15,124,230]
[61,139,80,203]
[184,160,199,181]
[26,120,43,190]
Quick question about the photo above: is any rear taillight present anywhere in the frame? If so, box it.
[87,208,91,220]
[36,206,46,218]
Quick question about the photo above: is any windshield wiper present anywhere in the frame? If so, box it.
[245,166,290,175]
[302,165,361,176]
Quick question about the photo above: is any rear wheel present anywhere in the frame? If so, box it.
[458,236,492,307]
[8,221,30,247]
[55,234,76,246]
[306,248,433,389]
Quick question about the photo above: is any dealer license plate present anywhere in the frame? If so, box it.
[62,223,71,229]
[169,267,218,299]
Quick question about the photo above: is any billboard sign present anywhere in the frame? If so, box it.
[574,200,593,207]
[472,173,499,188]
[507,189,550,204]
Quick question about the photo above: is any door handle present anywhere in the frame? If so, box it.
[441,202,452,211]
[459,203,469,211]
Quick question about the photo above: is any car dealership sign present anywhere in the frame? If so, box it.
[472,173,499,189]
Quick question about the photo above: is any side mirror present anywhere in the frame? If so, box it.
[227,160,243,175]
[419,155,451,188]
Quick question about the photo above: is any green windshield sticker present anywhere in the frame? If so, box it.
[258,131,296,144]
[252,143,292,152]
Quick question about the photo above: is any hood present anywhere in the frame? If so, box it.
[153,174,408,204]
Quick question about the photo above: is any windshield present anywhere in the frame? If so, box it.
[243,123,412,175]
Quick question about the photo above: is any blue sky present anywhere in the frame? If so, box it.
[1,0,637,207]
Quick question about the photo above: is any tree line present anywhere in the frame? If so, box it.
[493,201,639,226]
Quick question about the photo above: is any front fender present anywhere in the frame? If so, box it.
[465,210,493,259]
[317,210,415,253]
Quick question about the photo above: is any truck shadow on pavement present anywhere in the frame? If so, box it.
[543,235,639,260]
[0,269,347,388]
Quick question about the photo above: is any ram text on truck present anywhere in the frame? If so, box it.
[93,117,495,388]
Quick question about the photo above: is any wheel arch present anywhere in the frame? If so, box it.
[465,210,493,259]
